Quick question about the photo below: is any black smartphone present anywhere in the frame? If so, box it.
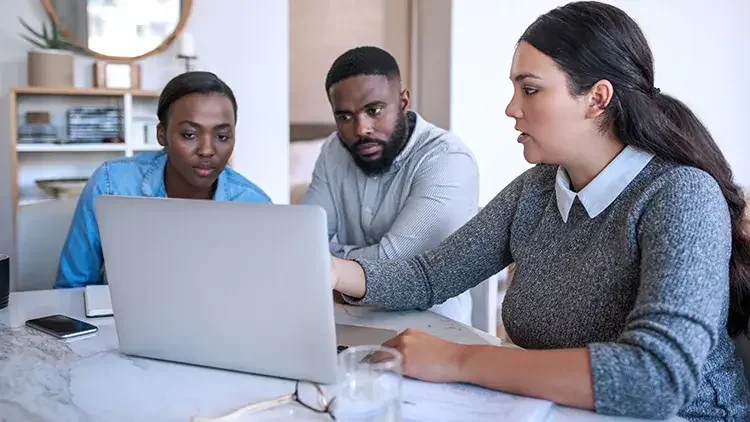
[26,314,98,339]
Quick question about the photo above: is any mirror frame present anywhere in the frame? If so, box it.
[40,0,193,63]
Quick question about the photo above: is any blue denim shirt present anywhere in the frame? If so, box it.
[55,150,271,288]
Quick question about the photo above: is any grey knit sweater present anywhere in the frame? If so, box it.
[347,159,750,421]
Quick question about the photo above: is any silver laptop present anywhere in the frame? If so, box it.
[95,195,396,384]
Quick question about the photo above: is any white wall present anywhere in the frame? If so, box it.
[190,0,289,204]
[0,0,43,282]
[0,0,289,282]
[450,0,750,206]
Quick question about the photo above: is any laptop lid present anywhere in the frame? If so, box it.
[95,195,339,384]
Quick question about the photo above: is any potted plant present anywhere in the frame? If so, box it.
[18,13,84,87]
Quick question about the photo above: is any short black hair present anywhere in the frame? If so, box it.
[325,46,400,92]
[157,71,238,125]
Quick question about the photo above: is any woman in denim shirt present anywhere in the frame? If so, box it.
[56,71,271,288]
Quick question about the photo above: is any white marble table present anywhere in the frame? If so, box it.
[0,289,682,422]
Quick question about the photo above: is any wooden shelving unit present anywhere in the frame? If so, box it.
[15,143,128,153]
[8,86,162,208]
[11,86,161,98]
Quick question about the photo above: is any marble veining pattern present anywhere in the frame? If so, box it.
[0,321,298,422]
[1,323,93,422]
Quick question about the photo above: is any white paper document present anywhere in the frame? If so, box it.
[401,378,553,422]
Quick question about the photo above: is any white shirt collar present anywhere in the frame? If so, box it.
[555,145,654,222]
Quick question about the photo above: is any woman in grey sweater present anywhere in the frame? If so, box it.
[332,2,750,421]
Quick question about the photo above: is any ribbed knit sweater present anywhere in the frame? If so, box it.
[347,158,750,421]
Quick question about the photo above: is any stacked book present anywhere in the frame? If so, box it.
[66,107,123,143]
[18,123,58,144]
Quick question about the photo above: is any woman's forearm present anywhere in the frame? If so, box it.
[332,255,597,409]
[457,345,595,410]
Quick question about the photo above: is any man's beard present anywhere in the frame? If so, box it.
[341,112,409,176]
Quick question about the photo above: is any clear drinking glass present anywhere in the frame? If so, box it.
[333,345,403,422]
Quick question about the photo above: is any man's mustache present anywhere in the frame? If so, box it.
[353,138,387,149]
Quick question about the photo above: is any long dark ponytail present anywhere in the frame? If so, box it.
[520,1,750,336]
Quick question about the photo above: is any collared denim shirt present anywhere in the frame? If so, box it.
[55,150,271,288]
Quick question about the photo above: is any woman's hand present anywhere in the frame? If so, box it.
[330,256,366,298]
[382,329,467,383]
[332,291,346,304]
[330,255,339,289]
[384,330,596,411]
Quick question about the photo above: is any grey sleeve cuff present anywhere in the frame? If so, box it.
[340,257,432,311]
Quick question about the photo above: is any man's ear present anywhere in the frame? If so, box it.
[400,88,410,112]
[157,123,167,147]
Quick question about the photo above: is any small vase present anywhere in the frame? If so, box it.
[27,49,75,88]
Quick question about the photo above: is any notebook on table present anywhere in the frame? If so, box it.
[84,285,113,317]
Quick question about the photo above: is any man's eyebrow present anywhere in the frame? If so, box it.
[334,101,387,115]
[364,101,387,108]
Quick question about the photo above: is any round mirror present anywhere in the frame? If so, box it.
[41,0,193,62]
